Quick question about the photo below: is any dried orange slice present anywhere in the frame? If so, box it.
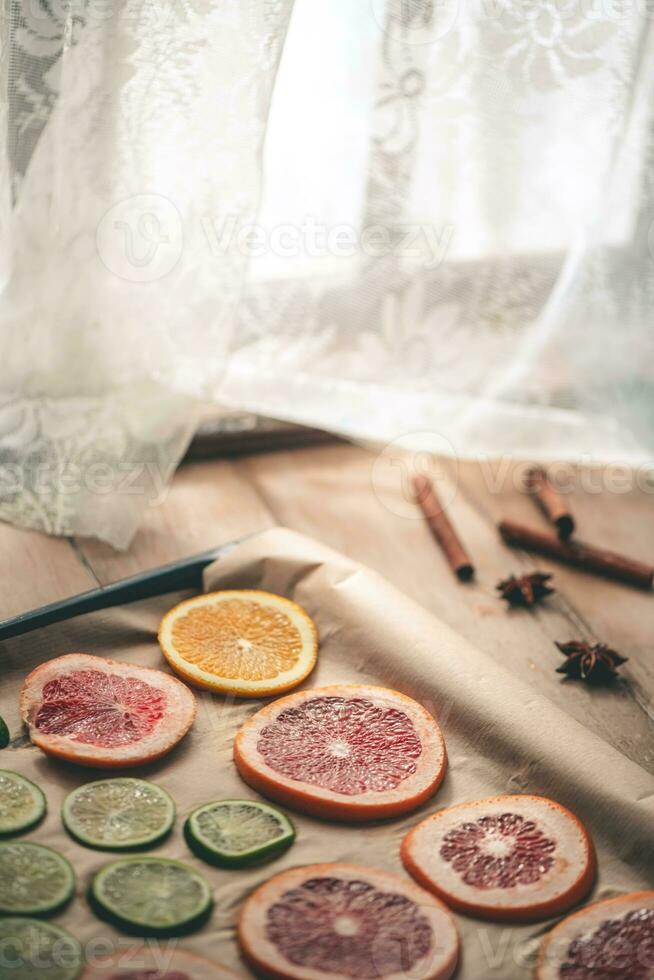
[537,891,654,979]
[158,590,318,697]
[20,654,196,768]
[401,795,596,922]
[234,684,447,821]
[239,863,460,980]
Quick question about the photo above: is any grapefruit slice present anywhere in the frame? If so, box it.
[83,947,239,978]
[537,891,654,979]
[239,862,459,980]
[401,794,596,922]
[20,654,196,768]
[158,590,318,697]
[234,684,447,821]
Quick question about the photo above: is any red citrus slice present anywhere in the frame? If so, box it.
[20,654,196,768]
[234,684,447,821]
[238,863,460,980]
[537,891,654,979]
[401,795,596,922]
[83,947,239,978]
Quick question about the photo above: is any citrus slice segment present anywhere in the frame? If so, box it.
[184,799,295,868]
[63,778,175,851]
[0,770,47,837]
[401,794,596,922]
[0,917,83,979]
[158,590,318,697]
[90,857,213,936]
[20,654,196,768]
[234,684,447,821]
[239,862,459,980]
[537,891,654,979]
[82,947,239,978]
[0,841,75,915]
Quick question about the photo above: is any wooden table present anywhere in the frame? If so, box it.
[2,443,652,775]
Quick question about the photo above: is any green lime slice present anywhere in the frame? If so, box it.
[62,778,175,851]
[0,842,75,916]
[90,857,213,936]
[184,799,295,868]
[0,770,47,837]
[0,917,83,979]
[0,716,9,749]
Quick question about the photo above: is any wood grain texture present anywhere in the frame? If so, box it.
[241,446,654,775]
[1,444,651,775]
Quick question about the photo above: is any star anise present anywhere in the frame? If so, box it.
[496,572,554,608]
[555,641,627,683]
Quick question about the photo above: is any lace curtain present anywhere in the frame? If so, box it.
[1,0,653,547]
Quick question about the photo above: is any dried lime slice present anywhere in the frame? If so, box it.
[0,841,75,915]
[0,917,83,979]
[0,770,47,837]
[90,857,213,936]
[185,799,295,868]
[62,778,175,851]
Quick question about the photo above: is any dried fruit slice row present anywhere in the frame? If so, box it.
[82,946,240,978]
[536,891,654,980]
[0,841,76,916]
[0,770,47,837]
[239,862,460,980]
[234,684,447,822]
[90,857,213,937]
[63,778,175,850]
[401,794,596,922]
[20,653,196,768]
[184,799,295,868]
[158,590,318,697]
[0,917,83,980]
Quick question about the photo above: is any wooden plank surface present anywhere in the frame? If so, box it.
[0,443,652,776]
[239,445,654,775]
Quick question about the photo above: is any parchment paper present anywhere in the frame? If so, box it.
[1,527,652,978]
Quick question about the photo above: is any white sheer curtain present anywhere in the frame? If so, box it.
[1,0,653,547]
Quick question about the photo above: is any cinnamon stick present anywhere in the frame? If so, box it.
[414,475,474,581]
[499,520,653,590]
[526,467,575,540]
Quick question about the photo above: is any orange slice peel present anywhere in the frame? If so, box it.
[158,590,318,697]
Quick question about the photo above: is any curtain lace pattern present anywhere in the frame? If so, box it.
[1,0,653,546]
